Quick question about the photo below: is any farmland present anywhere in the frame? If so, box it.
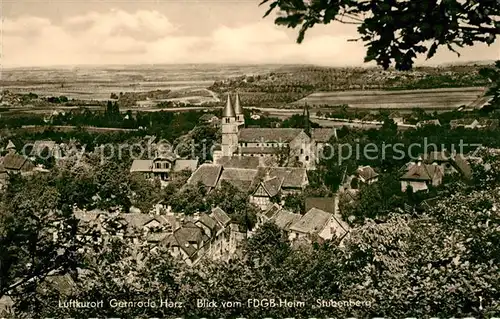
[0,64,283,102]
[293,87,488,110]
[0,63,494,111]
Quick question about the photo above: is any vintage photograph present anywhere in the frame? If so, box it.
[0,0,499,318]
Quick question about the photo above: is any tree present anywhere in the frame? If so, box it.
[8,184,500,318]
[35,147,55,169]
[479,60,500,109]
[381,118,398,132]
[0,174,91,309]
[260,0,500,70]
[207,182,258,230]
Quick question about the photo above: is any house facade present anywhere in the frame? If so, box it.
[130,153,198,182]
[356,165,379,184]
[287,208,349,244]
[400,163,444,192]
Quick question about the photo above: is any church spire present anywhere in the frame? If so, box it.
[304,102,311,136]
[223,93,235,118]
[234,93,243,115]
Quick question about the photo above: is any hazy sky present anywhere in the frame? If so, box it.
[2,0,499,67]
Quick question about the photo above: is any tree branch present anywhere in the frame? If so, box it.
[459,25,500,34]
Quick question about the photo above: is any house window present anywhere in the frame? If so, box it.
[305,156,309,161]
[156,163,161,169]
[225,118,230,123]
[245,143,248,147]
[300,149,304,154]
[295,156,299,161]
[257,144,259,147]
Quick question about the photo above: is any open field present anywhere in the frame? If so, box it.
[1,64,284,101]
[293,87,488,109]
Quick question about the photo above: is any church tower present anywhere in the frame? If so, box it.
[234,93,245,126]
[221,94,239,157]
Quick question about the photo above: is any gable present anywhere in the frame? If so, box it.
[253,184,270,197]
[144,219,163,229]
[290,130,312,145]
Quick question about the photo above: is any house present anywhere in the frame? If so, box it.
[210,207,232,228]
[251,176,283,210]
[199,113,220,127]
[450,118,499,130]
[270,209,302,232]
[389,112,404,125]
[162,207,244,265]
[259,203,282,224]
[73,206,242,266]
[288,208,349,244]
[216,167,260,193]
[213,93,336,170]
[186,164,223,192]
[163,221,207,266]
[130,153,198,182]
[256,203,301,232]
[418,150,472,178]
[400,163,444,192]
[311,128,337,150]
[1,153,35,174]
[416,119,441,128]
[188,163,308,207]
[249,167,309,210]
[355,165,379,184]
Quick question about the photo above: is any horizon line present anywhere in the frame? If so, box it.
[2,59,496,70]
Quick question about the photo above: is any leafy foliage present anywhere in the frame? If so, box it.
[14,184,500,317]
[261,0,500,70]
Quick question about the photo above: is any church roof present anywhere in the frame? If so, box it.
[222,94,235,118]
[238,128,302,143]
[234,93,243,115]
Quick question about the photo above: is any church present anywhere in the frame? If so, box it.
[213,93,337,170]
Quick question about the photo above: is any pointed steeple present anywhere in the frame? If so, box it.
[223,93,235,118]
[234,93,243,115]
[304,102,311,136]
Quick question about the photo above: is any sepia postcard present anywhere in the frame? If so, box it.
[0,0,499,318]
